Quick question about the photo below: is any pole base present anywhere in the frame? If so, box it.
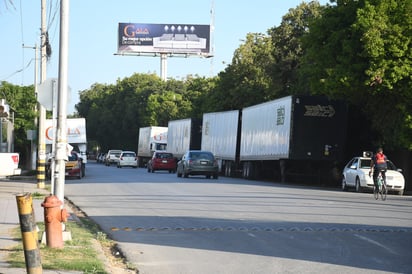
[41,231,72,244]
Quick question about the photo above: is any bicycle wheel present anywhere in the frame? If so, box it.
[373,186,379,200]
[381,183,387,201]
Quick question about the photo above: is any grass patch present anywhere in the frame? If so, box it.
[31,191,47,200]
[8,218,108,273]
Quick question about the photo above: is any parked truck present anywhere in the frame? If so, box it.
[0,153,21,177]
[137,126,168,167]
[201,95,347,183]
[45,118,88,176]
[167,118,202,159]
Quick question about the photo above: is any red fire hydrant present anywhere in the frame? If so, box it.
[41,195,69,248]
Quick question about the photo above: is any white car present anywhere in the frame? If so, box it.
[342,156,405,195]
[105,149,122,166]
[117,151,138,168]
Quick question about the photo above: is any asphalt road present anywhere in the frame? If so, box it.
[63,162,412,274]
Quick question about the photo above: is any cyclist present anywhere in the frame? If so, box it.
[369,147,388,191]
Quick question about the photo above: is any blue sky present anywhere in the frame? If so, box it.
[0,0,328,113]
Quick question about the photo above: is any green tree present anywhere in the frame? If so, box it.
[269,1,324,96]
[76,73,222,152]
[354,0,412,149]
[184,76,217,117]
[145,78,189,126]
[214,32,274,110]
[210,2,323,111]
[300,0,412,150]
[0,81,37,166]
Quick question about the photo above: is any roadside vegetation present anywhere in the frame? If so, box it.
[2,0,411,166]
[7,206,136,273]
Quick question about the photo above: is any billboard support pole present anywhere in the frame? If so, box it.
[160,53,167,81]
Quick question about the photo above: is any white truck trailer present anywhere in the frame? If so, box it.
[240,95,347,182]
[200,95,347,183]
[45,118,88,176]
[167,118,202,159]
[137,126,168,167]
[201,110,241,176]
[0,153,21,177]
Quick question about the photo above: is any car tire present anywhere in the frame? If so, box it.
[355,177,362,192]
[342,177,347,191]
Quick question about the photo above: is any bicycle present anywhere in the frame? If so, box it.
[373,170,387,201]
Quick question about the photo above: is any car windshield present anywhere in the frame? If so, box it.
[68,154,78,161]
[123,153,135,157]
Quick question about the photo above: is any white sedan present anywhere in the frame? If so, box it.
[342,156,405,195]
[117,151,138,168]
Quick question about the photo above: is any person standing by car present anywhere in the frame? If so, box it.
[369,148,388,190]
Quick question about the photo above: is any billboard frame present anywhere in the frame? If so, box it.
[117,23,213,58]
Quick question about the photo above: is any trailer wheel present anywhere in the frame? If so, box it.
[242,162,250,179]
[243,162,256,180]
[225,162,232,177]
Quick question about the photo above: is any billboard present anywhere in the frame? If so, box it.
[118,23,211,56]
[44,118,87,145]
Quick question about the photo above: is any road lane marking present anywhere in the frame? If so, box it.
[354,234,398,255]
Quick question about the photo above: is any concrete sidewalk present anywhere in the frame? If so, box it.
[0,176,81,274]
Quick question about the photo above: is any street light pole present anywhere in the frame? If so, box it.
[54,0,70,203]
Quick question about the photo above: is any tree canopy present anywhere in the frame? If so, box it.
[300,0,412,149]
[4,0,412,163]
[0,81,37,165]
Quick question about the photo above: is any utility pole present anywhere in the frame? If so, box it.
[37,0,47,189]
[54,0,70,203]
[23,44,38,170]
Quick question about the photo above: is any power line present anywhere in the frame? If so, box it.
[1,59,35,82]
